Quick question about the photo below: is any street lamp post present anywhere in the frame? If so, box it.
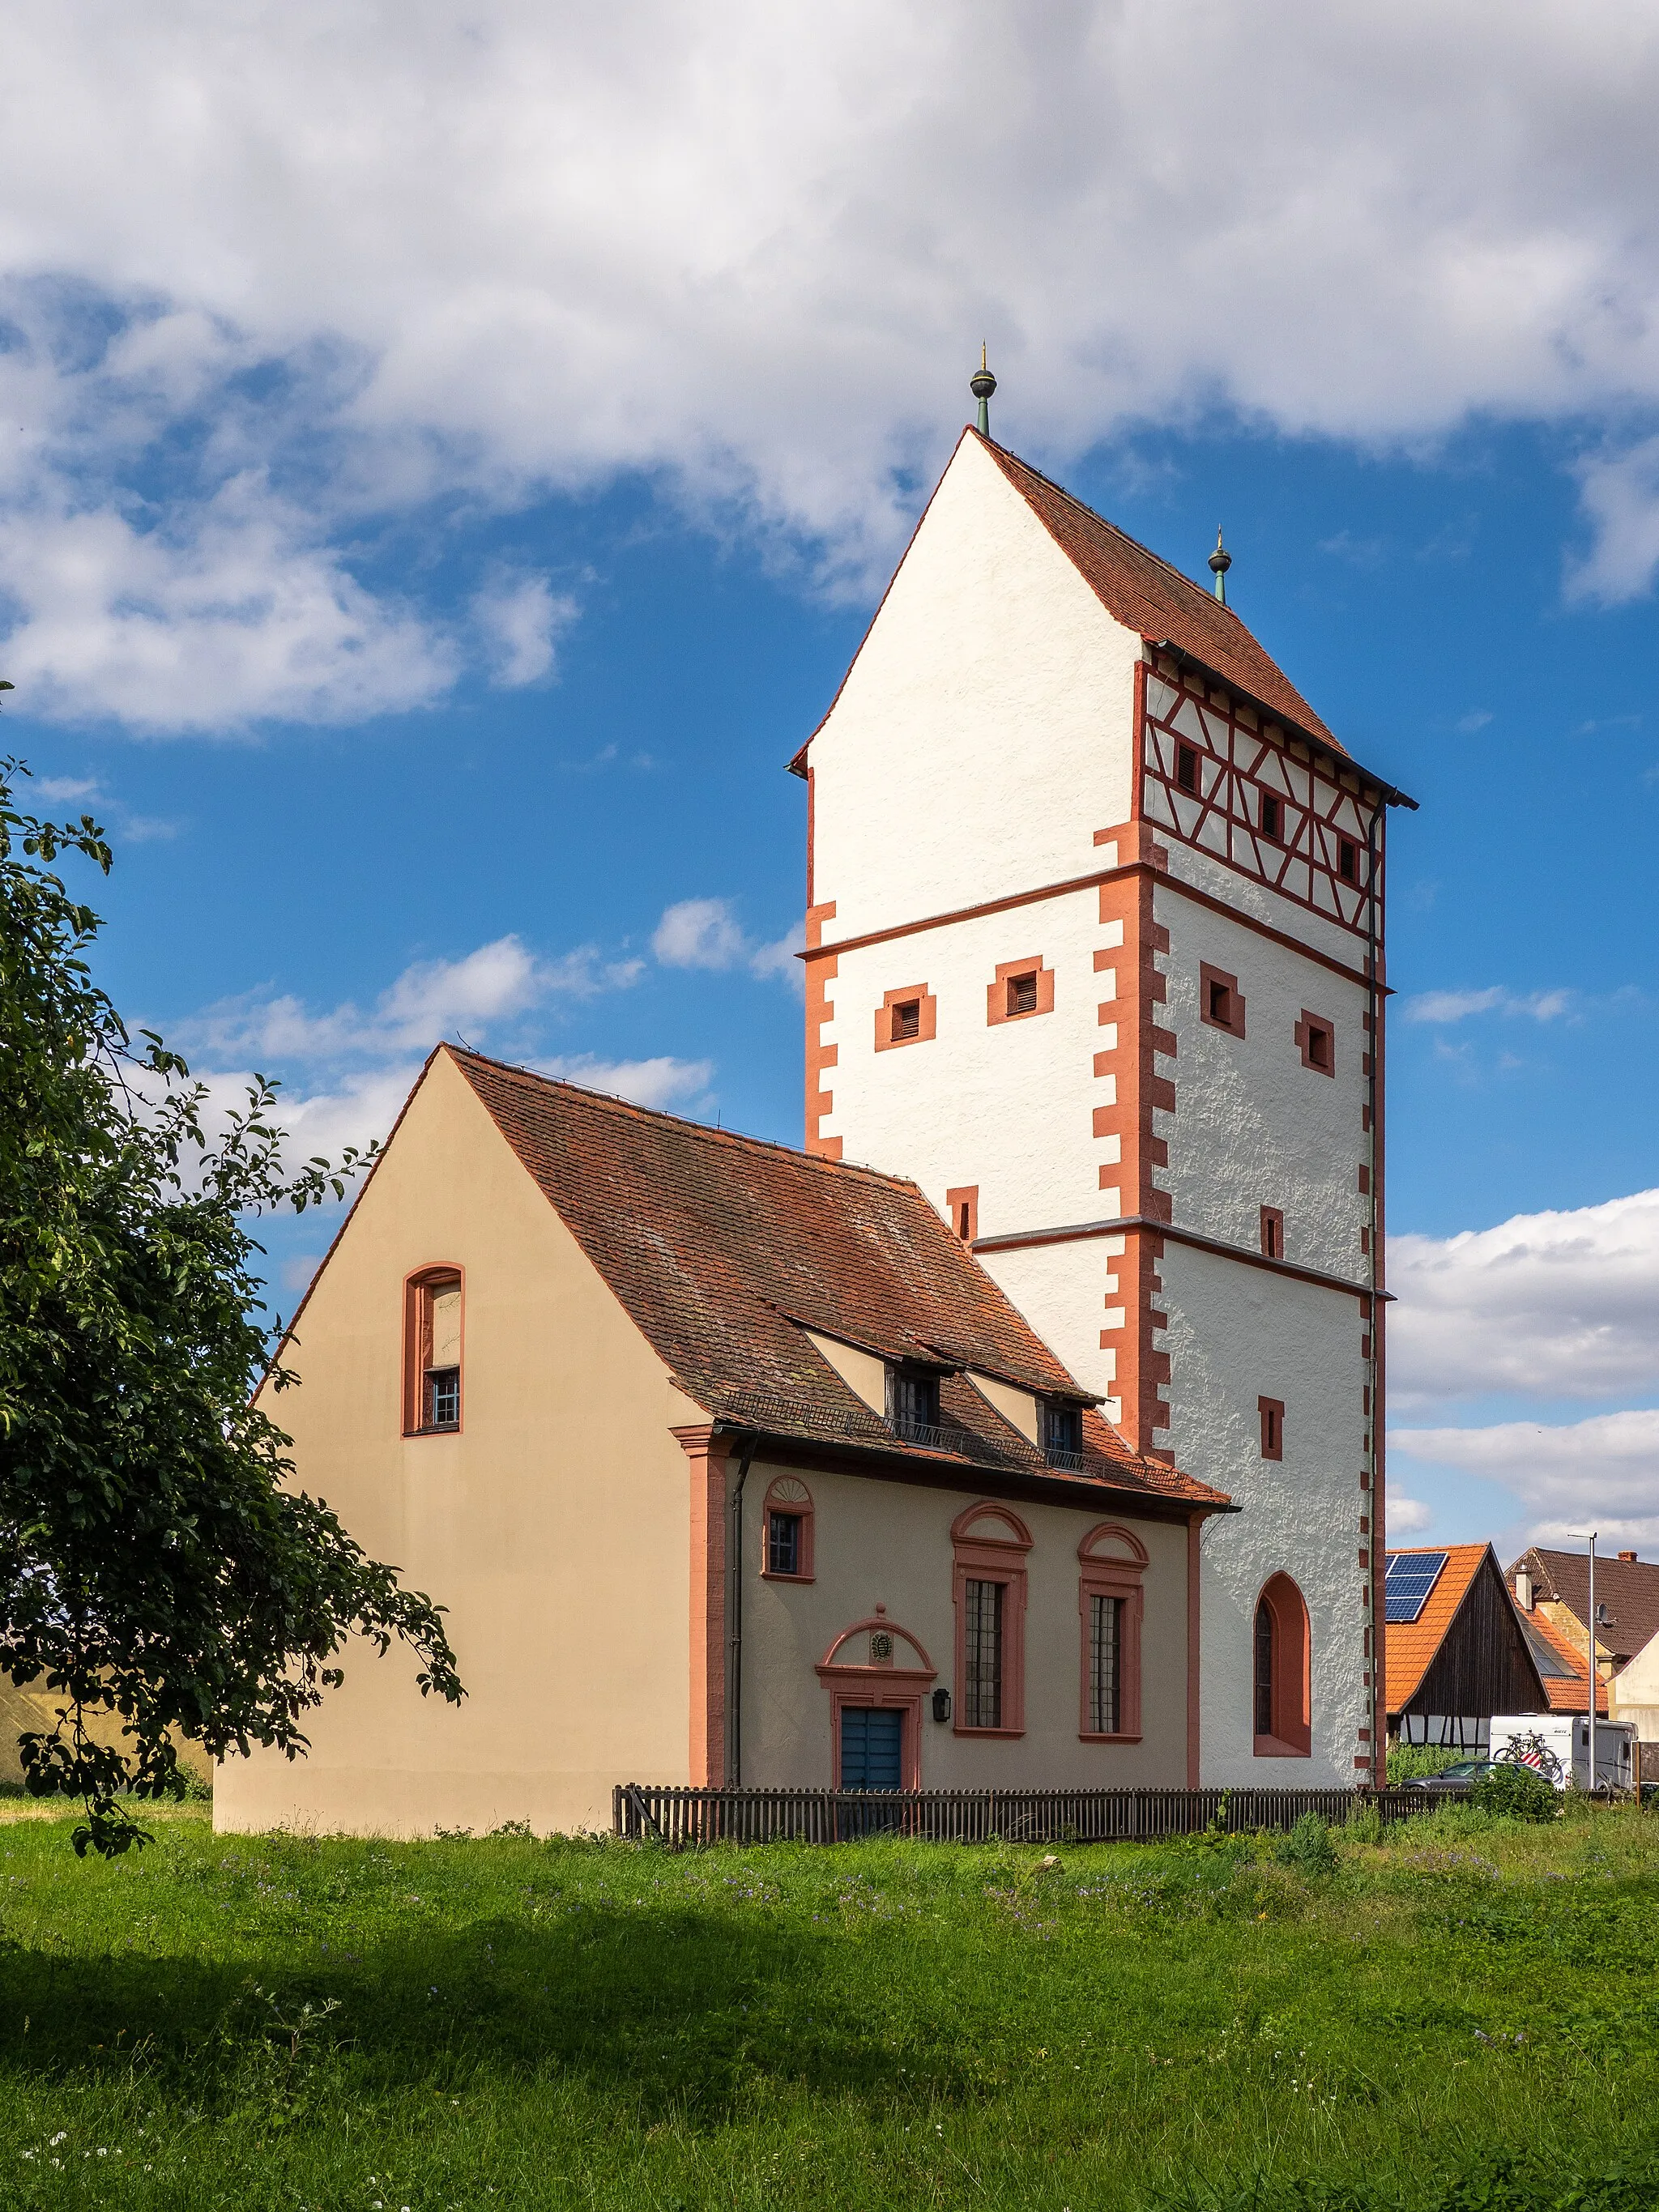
[1568,1529,1598,1792]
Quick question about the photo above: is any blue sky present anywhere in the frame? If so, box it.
[6,0,1659,1560]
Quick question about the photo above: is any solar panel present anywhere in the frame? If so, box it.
[1384,1550,1449,1624]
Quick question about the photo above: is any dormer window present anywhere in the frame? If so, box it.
[1175,743,1199,794]
[1338,837,1360,884]
[888,1365,940,1438]
[1260,792,1282,842]
[1043,1401,1083,1465]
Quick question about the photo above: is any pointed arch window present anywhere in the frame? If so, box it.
[1252,1572,1311,1757]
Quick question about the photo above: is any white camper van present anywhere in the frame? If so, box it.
[1490,1714,1636,1792]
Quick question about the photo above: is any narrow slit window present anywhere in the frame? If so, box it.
[1338,837,1360,884]
[1208,978,1231,1025]
[962,1579,1004,1729]
[1259,1396,1284,1460]
[957,1201,972,1238]
[891,999,921,1042]
[1090,1593,1123,1735]
[1007,971,1038,1016]
[1175,743,1199,794]
[1308,1025,1329,1069]
[1260,792,1282,842]
[1260,1205,1284,1261]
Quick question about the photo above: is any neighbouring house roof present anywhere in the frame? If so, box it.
[1517,1606,1610,1716]
[446,1047,1228,1515]
[1384,1545,1487,1713]
[1508,1545,1659,1672]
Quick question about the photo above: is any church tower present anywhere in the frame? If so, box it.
[792,399,1413,1786]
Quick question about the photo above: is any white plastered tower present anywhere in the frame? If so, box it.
[795,424,1410,1787]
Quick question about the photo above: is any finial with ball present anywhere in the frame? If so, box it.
[970,344,997,437]
[1209,527,1232,607]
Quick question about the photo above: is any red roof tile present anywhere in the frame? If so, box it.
[447,1047,1226,1513]
[1384,1544,1489,1715]
[1518,1606,1609,1715]
[1508,1545,1659,1671]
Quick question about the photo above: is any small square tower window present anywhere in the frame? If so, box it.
[1175,743,1199,794]
[876,984,936,1051]
[1007,970,1038,1016]
[1295,1012,1335,1074]
[1260,792,1282,842]
[1337,837,1360,884]
[1200,962,1246,1038]
[891,999,920,1042]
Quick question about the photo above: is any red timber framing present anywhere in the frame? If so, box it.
[1139,653,1384,938]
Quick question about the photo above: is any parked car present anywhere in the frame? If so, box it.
[1401,1758,1492,1792]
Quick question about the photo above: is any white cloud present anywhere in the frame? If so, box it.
[1,5,1659,724]
[34,774,99,802]
[1391,1409,1659,1552]
[183,933,643,1064]
[472,571,578,688]
[653,896,804,986]
[1388,1186,1659,1413]
[532,1053,715,1111]
[1403,986,1572,1024]
[1388,1497,1435,1536]
[1567,436,1659,604]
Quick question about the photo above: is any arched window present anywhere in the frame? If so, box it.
[1252,1572,1311,1757]
[1077,1524,1147,1742]
[403,1266,463,1435]
[761,1476,815,1582]
[950,1503,1031,1737]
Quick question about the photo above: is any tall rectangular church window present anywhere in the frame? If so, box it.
[1089,1593,1123,1735]
[962,1579,1004,1728]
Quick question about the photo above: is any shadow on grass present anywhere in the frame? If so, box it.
[0,1899,957,2119]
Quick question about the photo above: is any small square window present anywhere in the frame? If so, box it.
[1338,837,1360,884]
[891,999,921,1042]
[1296,1012,1335,1074]
[426,1366,460,1430]
[1007,971,1038,1016]
[1201,962,1245,1038]
[1260,793,1282,842]
[1259,1397,1284,1460]
[1260,1205,1284,1261]
[1175,744,1199,794]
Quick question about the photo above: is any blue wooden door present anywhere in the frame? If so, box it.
[840,1706,902,1791]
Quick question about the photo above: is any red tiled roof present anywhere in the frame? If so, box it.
[446,1047,1226,1512]
[1384,1544,1489,1715]
[975,435,1340,750]
[1508,1545,1659,1670]
[1518,1605,1610,1715]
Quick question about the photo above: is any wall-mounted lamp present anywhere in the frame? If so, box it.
[932,1688,952,1724]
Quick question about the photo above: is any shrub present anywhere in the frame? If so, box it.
[1274,1811,1338,1875]
[1475,1761,1558,1823]
[1384,1742,1469,1782]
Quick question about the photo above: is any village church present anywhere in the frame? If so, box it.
[216,383,1411,1837]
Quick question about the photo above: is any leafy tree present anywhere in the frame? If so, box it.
[0,757,463,1855]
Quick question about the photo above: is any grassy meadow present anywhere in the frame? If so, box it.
[0,1798,1657,2210]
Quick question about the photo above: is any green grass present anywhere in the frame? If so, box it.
[2,1801,1658,2210]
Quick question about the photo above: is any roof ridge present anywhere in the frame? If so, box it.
[445,1043,930,1197]
[978,430,1240,619]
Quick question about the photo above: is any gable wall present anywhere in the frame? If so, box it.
[809,432,1143,944]
[215,1052,702,1839]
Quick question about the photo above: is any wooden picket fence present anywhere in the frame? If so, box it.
[612,1781,1466,1848]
